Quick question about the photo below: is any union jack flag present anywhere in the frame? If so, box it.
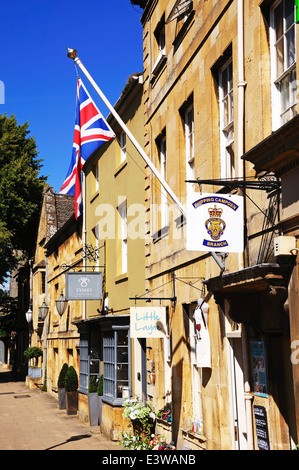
[60,78,115,218]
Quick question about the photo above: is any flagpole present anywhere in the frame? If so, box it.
[67,48,187,218]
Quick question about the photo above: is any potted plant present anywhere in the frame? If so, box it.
[122,397,156,439]
[64,365,79,415]
[57,363,68,410]
[97,374,103,424]
[88,375,99,426]
[24,346,43,378]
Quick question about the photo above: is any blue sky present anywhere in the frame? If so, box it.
[0,0,143,192]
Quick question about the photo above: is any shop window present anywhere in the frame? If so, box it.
[79,330,101,393]
[270,0,297,129]
[103,327,130,404]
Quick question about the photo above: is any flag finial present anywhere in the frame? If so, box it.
[67,48,77,59]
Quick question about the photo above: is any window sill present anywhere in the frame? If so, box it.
[152,225,169,242]
[150,53,167,84]
[181,428,206,449]
[90,191,99,203]
[115,273,128,284]
[114,160,127,177]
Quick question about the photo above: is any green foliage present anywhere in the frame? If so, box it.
[0,114,47,283]
[88,375,98,393]
[0,289,18,339]
[64,366,78,392]
[122,397,156,435]
[23,346,43,365]
[41,366,47,392]
[57,363,68,388]
[97,374,103,396]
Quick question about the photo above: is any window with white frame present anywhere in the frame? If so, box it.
[270,0,297,129]
[158,132,168,228]
[120,131,126,163]
[183,100,195,198]
[151,14,166,77]
[118,200,127,274]
[92,224,100,271]
[219,59,235,179]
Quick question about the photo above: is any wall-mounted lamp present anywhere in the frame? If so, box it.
[56,290,68,316]
[39,301,49,320]
[25,307,33,323]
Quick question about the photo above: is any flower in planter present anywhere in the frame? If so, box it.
[123,397,156,436]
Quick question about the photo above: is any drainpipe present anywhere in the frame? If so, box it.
[237,0,254,450]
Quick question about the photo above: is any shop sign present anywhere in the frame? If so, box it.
[65,272,102,300]
[186,192,244,253]
[253,405,270,450]
[130,306,166,338]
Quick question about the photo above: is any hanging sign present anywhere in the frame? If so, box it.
[186,192,244,253]
[65,272,102,300]
[130,306,167,338]
[193,306,211,368]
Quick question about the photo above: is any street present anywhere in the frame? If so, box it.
[0,365,120,451]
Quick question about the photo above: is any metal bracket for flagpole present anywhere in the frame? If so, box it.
[67,47,186,218]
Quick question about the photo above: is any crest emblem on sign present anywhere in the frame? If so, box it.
[205,205,226,241]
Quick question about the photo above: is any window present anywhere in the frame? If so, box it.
[180,97,195,197]
[92,162,99,193]
[118,200,127,274]
[79,330,101,394]
[103,327,130,404]
[219,59,235,179]
[41,271,46,294]
[158,132,168,228]
[270,0,296,128]
[151,14,167,79]
[120,131,126,163]
[92,225,100,271]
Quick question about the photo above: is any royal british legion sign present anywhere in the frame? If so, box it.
[187,192,244,253]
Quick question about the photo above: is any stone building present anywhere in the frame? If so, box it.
[30,186,82,395]
[130,0,298,450]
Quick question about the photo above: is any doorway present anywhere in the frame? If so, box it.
[228,334,248,450]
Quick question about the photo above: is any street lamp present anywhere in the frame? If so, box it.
[39,301,49,320]
[25,307,33,323]
[56,290,68,316]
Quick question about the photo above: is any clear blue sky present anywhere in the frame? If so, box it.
[0,0,143,192]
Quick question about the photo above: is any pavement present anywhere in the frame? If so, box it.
[0,364,121,451]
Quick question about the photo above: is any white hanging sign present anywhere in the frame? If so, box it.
[186,192,244,253]
[130,306,167,338]
[193,306,211,368]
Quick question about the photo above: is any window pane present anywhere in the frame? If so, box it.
[276,37,284,77]
[285,0,294,31]
[290,68,297,106]
[286,27,295,68]
[280,74,290,113]
[274,2,283,40]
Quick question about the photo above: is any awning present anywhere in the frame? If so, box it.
[204,262,295,333]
